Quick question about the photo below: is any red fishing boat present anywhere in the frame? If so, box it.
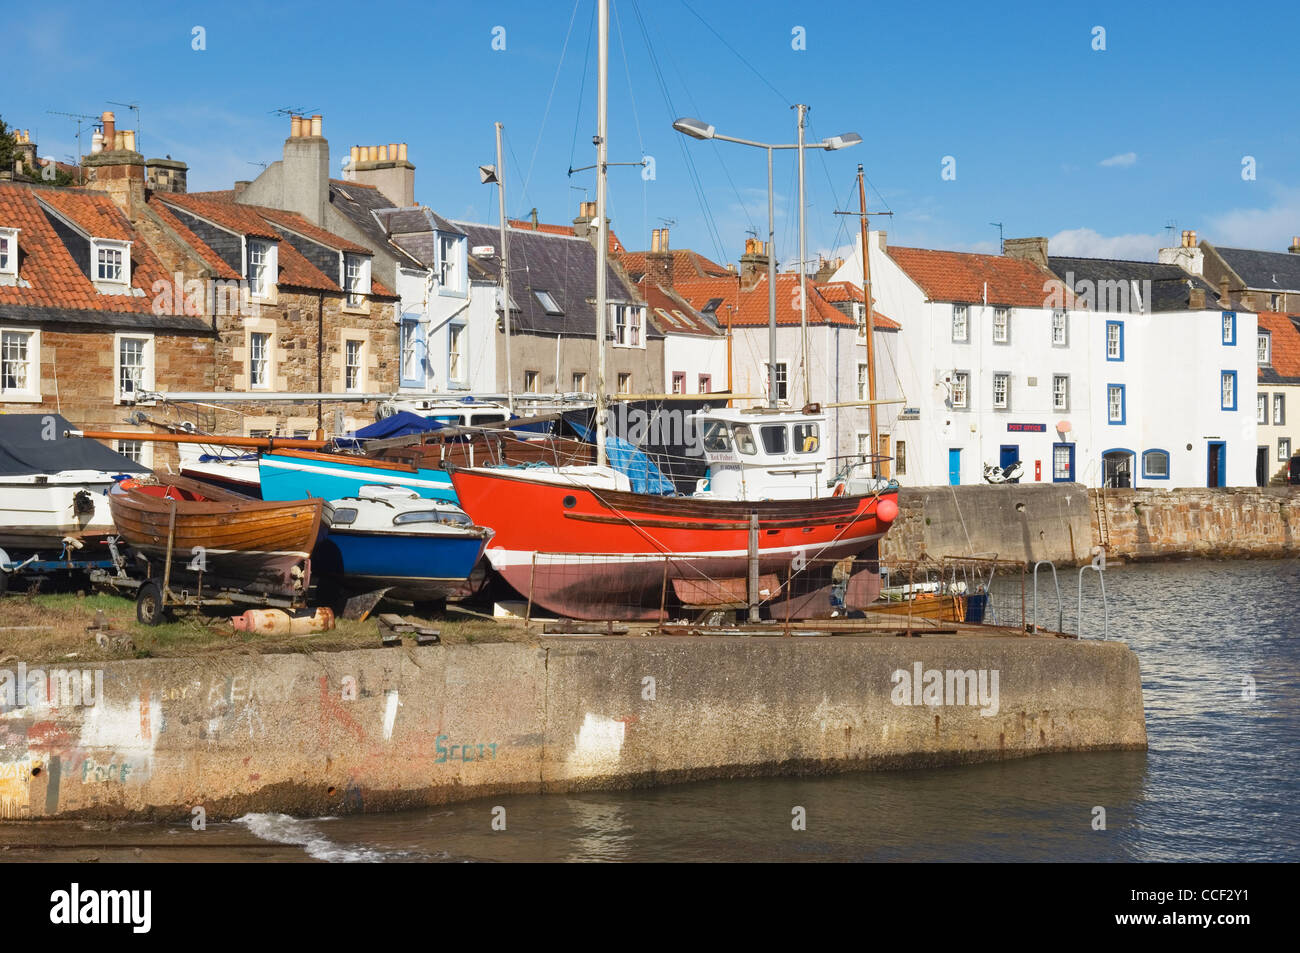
[447,465,898,619]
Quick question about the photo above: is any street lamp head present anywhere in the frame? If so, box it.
[672,117,715,140]
[821,132,862,151]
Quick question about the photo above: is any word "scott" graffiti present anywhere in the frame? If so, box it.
[434,735,498,763]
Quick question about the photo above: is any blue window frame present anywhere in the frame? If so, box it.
[1222,311,1237,346]
[1105,320,1124,361]
[1107,383,1126,424]
[1221,370,1237,411]
[1142,449,1171,480]
[1052,442,1075,482]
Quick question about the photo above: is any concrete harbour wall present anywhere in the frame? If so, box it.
[0,637,1145,820]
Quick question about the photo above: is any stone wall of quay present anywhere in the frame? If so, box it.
[0,636,1145,821]
[1093,486,1300,560]
[879,483,1300,565]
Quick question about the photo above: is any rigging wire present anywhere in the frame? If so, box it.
[568,1,598,176]
[520,0,584,212]
[676,0,791,107]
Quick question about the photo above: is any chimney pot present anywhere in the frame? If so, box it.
[398,143,408,162]
[378,145,388,162]
[1289,235,1300,254]
[310,115,323,137]
[102,112,116,147]
[291,115,303,138]
[651,229,661,253]
[388,143,398,162]
[123,129,136,152]
[349,145,360,165]
[368,145,379,162]
[661,228,669,251]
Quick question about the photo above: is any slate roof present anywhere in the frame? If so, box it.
[1212,245,1300,292]
[1047,256,1223,312]
[509,218,624,254]
[889,246,1066,308]
[1257,312,1300,384]
[148,199,241,281]
[449,219,657,338]
[0,182,205,331]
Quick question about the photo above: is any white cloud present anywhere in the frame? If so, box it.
[1048,227,1164,260]
[1099,152,1137,168]
[1205,186,1300,249]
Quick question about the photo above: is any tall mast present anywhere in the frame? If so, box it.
[857,164,878,476]
[595,0,609,467]
[495,121,514,414]
[795,103,810,406]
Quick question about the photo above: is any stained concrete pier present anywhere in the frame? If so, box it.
[0,636,1146,820]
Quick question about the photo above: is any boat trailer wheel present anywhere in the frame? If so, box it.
[136,581,170,626]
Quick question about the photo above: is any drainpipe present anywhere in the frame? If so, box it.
[316,291,324,436]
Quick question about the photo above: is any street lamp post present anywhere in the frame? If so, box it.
[673,114,860,409]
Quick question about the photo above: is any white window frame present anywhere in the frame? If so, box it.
[245,239,276,299]
[617,372,633,395]
[855,303,867,342]
[114,332,155,404]
[1052,374,1069,411]
[1258,392,1267,425]
[1108,384,1125,423]
[952,304,969,343]
[92,238,131,289]
[437,234,464,294]
[671,371,685,394]
[1274,393,1286,426]
[951,371,970,409]
[857,362,869,401]
[992,307,1010,344]
[992,372,1010,410]
[1221,371,1236,411]
[766,361,789,403]
[573,371,588,393]
[1051,309,1068,347]
[1258,331,1272,365]
[1280,437,1292,462]
[448,324,466,384]
[399,315,426,388]
[0,327,40,401]
[523,369,539,393]
[342,253,371,307]
[895,439,907,475]
[113,437,153,469]
[344,338,365,392]
[249,330,273,390]
[0,227,18,279]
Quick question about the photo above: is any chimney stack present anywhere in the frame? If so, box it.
[1002,236,1049,268]
[83,110,146,213]
[1189,287,1206,309]
[260,111,330,224]
[529,207,539,229]
[146,156,188,194]
[572,200,602,242]
[740,237,771,285]
[340,136,417,208]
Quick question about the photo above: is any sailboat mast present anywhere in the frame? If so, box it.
[495,121,514,414]
[595,0,609,467]
[857,164,878,477]
[796,103,810,406]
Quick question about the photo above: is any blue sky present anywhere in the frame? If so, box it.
[8,0,1299,265]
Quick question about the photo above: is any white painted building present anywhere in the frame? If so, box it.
[833,232,1259,488]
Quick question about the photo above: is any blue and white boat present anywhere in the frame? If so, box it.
[260,449,459,504]
[313,485,492,601]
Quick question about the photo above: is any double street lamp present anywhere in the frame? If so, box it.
[673,110,861,407]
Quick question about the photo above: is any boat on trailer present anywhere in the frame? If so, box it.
[107,474,325,597]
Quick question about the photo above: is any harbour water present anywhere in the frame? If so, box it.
[3,559,1297,862]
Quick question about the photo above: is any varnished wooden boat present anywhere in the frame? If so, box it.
[108,474,325,596]
[868,593,967,622]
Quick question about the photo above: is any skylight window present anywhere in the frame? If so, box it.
[702,297,723,314]
[534,290,563,315]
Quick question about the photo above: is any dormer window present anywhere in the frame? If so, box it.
[246,239,276,298]
[612,304,644,347]
[91,238,131,290]
[343,253,371,307]
[437,234,464,294]
[0,227,17,281]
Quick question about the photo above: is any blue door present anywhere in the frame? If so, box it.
[1207,441,1226,487]
[999,445,1020,483]
[948,448,962,486]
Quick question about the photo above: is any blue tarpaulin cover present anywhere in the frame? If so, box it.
[353,412,447,441]
[567,421,675,495]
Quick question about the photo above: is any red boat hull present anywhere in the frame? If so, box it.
[447,467,897,619]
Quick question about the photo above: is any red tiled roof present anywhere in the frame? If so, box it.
[811,280,900,329]
[674,275,876,329]
[0,183,173,314]
[148,198,241,280]
[37,189,135,241]
[618,248,733,283]
[887,245,1062,309]
[508,219,625,254]
[258,206,370,254]
[158,193,281,240]
[640,280,723,337]
[1258,312,1300,380]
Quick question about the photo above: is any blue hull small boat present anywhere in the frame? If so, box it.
[313,486,492,601]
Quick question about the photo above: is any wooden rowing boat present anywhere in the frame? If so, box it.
[108,474,325,596]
